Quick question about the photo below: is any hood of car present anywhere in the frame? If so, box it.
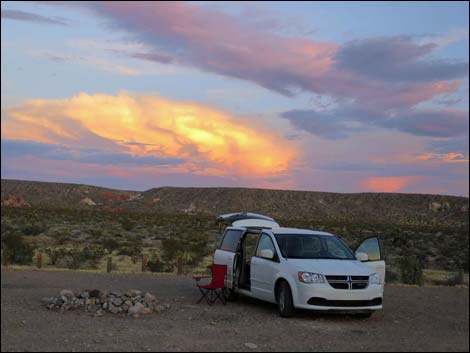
[286,259,373,276]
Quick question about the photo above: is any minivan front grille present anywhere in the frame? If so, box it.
[326,275,369,290]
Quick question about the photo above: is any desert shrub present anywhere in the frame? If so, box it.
[99,236,120,253]
[432,270,466,286]
[48,245,105,269]
[81,245,106,268]
[400,257,424,285]
[21,222,47,236]
[1,221,14,235]
[147,254,164,272]
[120,218,136,231]
[117,244,142,261]
[161,238,180,263]
[88,229,103,238]
[45,247,67,265]
[1,232,35,265]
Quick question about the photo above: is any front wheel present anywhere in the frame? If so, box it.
[277,281,295,317]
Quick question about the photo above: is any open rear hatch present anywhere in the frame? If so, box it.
[217,212,279,229]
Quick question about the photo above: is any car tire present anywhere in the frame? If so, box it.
[277,281,295,317]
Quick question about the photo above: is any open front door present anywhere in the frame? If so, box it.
[355,236,386,284]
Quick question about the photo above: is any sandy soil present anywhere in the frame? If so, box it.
[1,269,468,352]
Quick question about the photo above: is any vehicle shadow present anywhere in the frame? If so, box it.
[231,294,383,322]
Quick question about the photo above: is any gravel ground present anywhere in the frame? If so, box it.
[1,269,468,352]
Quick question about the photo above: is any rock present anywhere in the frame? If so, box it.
[60,289,75,300]
[154,304,166,313]
[429,202,442,212]
[126,289,142,297]
[113,298,123,307]
[99,290,108,302]
[128,302,145,316]
[0,195,31,208]
[89,289,100,298]
[41,297,56,305]
[109,305,119,314]
[79,197,96,206]
[46,288,159,316]
[144,292,156,304]
[142,308,152,315]
[244,343,258,349]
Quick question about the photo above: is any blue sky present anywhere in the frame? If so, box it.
[1,1,469,195]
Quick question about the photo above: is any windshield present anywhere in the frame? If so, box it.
[274,233,355,260]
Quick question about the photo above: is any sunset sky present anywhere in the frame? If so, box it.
[1,1,469,195]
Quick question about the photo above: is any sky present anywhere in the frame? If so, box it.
[1,1,469,196]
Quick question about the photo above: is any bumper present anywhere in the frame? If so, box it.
[294,282,384,311]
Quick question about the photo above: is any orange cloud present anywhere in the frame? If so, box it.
[414,152,469,163]
[2,92,296,177]
[360,176,420,193]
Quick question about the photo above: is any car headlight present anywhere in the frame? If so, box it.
[298,272,325,284]
[369,273,380,284]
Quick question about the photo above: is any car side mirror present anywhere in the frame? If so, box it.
[356,252,369,262]
[259,249,274,259]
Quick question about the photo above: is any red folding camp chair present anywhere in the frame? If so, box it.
[193,264,227,305]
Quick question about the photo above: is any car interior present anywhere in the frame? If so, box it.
[235,231,260,290]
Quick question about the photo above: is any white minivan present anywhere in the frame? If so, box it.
[214,213,385,317]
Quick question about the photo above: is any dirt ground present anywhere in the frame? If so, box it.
[1,269,468,352]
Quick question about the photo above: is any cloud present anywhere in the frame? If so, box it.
[1,92,296,177]
[335,36,469,82]
[281,104,469,139]
[1,9,69,26]
[38,2,467,143]
[128,52,174,64]
[281,109,364,140]
[378,109,469,137]
[359,176,421,193]
[413,152,469,164]
[38,51,141,75]
[428,137,469,155]
[1,139,185,167]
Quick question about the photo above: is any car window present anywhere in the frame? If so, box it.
[356,237,381,261]
[220,229,242,252]
[256,233,276,259]
[274,233,355,260]
[244,232,259,258]
[325,237,351,259]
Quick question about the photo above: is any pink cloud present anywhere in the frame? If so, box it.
[360,176,421,193]
[37,1,466,143]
